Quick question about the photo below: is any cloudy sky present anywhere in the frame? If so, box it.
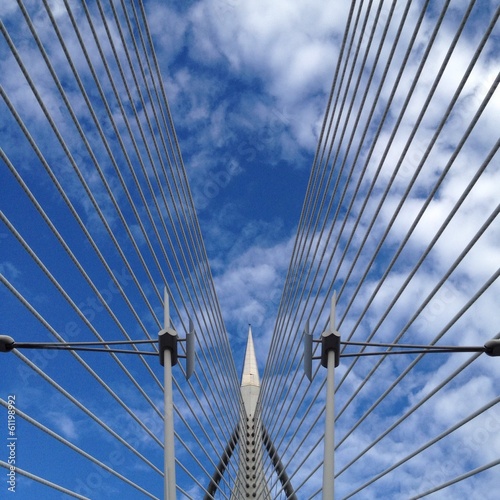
[1,0,499,499]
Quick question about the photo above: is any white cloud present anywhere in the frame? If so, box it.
[47,410,79,440]
[213,227,295,348]
[0,261,21,281]
[162,0,347,162]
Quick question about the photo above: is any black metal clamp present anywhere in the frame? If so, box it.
[484,339,500,357]
[0,335,15,352]
[303,294,341,380]
[158,320,195,379]
[158,326,179,367]
[321,331,341,368]
[158,294,195,379]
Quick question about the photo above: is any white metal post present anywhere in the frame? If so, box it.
[162,288,177,500]
[322,293,338,499]
[322,348,335,499]
[164,349,176,500]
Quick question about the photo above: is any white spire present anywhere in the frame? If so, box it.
[241,325,260,387]
[232,326,271,500]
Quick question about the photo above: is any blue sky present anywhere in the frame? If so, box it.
[1,0,500,499]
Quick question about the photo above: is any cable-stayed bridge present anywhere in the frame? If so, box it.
[1,1,499,499]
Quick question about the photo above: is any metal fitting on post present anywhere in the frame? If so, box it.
[321,292,341,368]
[0,335,15,352]
[321,332,340,368]
[159,327,178,366]
[484,339,500,357]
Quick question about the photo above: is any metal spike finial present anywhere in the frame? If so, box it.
[163,287,169,329]
[159,287,178,367]
[330,291,337,332]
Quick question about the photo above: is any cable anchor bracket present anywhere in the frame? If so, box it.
[158,288,195,379]
[321,292,341,368]
[303,292,341,380]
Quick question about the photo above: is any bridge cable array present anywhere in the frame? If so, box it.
[1,0,499,498]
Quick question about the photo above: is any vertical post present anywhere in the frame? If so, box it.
[322,349,335,498]
[164,349,176,500]
[321,293,339,499]
[161,288,177,500]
